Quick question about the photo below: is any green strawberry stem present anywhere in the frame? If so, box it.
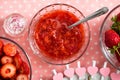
[110,43,120,56]
[111,16,120,56]
[111,16,120,35]
[116,48,120,56]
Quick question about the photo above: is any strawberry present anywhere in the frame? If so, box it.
[0,40,4,57]
[16,74,28,80]
[111,13,120,35]
[1,56,13,64]
[14,53,22,69]
[115,51,120,62]
[105,29,120,48]
[0,63,16,78]
[0,40,30,79]
[117,12,120,22]
[113,47,120,63]
[3,43,17,56]
[0,40,3,51]
[19,61,30,75]
[107,13,120,62]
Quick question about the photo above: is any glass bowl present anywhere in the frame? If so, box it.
[0,37,32,79]
[100,5,120,70]
[3,13,27,37]
[29,3,90,65]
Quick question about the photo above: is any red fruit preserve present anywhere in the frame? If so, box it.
[34,10,85,60]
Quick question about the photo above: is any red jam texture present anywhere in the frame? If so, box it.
[34,10,85,60]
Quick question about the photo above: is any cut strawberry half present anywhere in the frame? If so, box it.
[19,61,30,75]
[1,56,13,64]
[0,40,3,51]
[0,63,16,78]
[16,74,28,80]
[14,53,22,69]
[0,40,4,57]
[3,43,17,56]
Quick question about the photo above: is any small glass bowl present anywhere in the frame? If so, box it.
[100,5,120,70]
[29,3,90,65]
[3,13,27,37]
[0,37,32,79]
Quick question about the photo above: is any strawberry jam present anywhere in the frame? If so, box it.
[34,10,85,60]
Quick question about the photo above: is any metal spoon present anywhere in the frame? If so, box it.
[68,7,109,29]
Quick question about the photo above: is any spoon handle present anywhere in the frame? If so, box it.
[68,7,109,29]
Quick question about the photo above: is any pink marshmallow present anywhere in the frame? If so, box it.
[64,68,74,78]
[100,67,110,77]
[75,67,86,77]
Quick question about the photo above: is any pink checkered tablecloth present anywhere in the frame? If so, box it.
[0,0,120,80]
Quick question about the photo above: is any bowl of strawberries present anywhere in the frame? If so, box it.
[0,37,32,80]
[100,5,120,70]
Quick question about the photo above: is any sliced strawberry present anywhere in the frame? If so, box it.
[3,43,17,56]
[10,74,17,80]
[19,61,30,75]
[0,40,4,57]
[16,74,28,80]
[0,63,16,78]
[14,53,22,69]
[105,29,120,48]
[0,40,3,51]
[1,56,13,64]
[117,12,120,22]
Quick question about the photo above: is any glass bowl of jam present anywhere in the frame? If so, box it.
[29,3,90,65]
[100,5,120,70]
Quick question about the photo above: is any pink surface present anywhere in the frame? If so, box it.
[0,0,120,80]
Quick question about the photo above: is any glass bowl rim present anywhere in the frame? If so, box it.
[100,4,120,70]
[28,3,90,65]
[0,36,32,79]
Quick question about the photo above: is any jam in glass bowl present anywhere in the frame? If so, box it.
[29,3,90,65]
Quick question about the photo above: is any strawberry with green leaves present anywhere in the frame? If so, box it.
[105,29,120,48]
[111,13,120,35]
[105,29,120,55]
[117,13,120,22]
[105,12,120,62]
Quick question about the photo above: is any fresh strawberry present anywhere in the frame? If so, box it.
[115,51,120,63]
[16,74,28,80]
[19,61,30,75]
[114,48,120,63]
[105,29,120,48]
[111,13,120,35]
[0,63,16,78]
[3,43,17,56]
[117,12,120,22]
[14,53,22,69]
[1,56,13,64]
